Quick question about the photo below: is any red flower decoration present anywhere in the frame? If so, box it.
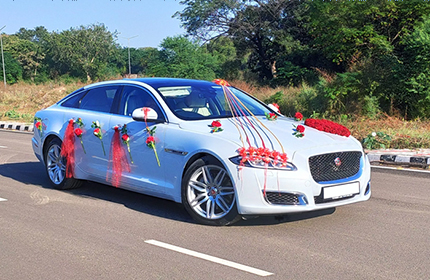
[91,120,106,155]
[122,134,129,142]
[119,124,133,164]
[293,124,305,138]
[74,127,83,137]
[213,79,230,86]
[294,112,303,121]
[265,112,277,121]
[304,118,351,137]
[146,135,155,145]
[209,120,223,133]
[34,117,43,136]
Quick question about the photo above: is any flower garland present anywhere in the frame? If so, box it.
[34,117,43,136]
[120,124,133,163]
[74,117,86,154]
[209,120,223,133]
[91,120,106,155]
[237,147,288,167]
[304,118,351,137]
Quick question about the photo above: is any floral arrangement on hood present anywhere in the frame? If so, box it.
[304,118,351,137]
[293,124,305,138]
[265,112,278,121]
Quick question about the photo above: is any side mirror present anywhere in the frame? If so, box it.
[132,107,159,122]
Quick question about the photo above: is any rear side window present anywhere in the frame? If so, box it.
[80,86,120,113]
[60,90,86,108]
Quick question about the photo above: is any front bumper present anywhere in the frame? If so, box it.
[227,153,371,215]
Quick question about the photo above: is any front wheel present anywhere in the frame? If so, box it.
[182,157,240,226]
[44,138,82,190]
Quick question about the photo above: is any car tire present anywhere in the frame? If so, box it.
[44,138,82,190]
[182,157,240,226]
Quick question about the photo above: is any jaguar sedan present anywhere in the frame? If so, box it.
[32,78,371,226]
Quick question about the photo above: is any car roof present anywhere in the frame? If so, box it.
[128,77,217,89]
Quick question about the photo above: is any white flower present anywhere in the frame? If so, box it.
[371,132,377,137]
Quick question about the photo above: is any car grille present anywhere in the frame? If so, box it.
[309,151,362,183]
[265,192,300,205]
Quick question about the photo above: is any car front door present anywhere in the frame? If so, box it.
[108,85,168,195]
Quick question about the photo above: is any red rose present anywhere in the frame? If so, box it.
[272,103,280,110]
[93,128,100,136]
[295,112,303,121]
[297,125,305,133]
[146,136,155,144]
[211,121,222,128]
[35,121,41,129]
[74,127,83,137]
[122,134,129,142]
[269,113,276,118]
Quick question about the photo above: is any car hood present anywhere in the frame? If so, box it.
[177,116,361,155]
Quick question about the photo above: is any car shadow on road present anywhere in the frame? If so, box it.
[234,208,336,226]
[1,161,336,226]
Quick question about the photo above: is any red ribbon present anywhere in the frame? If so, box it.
[61,119,75,178]
[107,127,131,188]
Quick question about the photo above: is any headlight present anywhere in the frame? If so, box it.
[229,155,297,171]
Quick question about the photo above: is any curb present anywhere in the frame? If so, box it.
[367,153,430,169]
[0,121,34,132]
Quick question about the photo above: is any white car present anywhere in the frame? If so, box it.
[32,78,371,226]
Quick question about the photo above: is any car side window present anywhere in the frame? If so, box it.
[60,90,87,108]
[79,86,120,113]
[119,86,163,118]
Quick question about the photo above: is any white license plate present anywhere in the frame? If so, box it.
[323,182,360,200]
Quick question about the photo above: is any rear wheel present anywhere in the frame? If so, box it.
[182,157,240,226]
[44,138,82,190]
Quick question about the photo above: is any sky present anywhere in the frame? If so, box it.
[1,0,186,48]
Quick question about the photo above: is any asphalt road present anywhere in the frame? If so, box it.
[1,130,430,280]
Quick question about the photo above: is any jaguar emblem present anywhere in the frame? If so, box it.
[334,157,342,167]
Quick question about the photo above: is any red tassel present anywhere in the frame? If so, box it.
[61,119,75,178]
[107,127,131,187]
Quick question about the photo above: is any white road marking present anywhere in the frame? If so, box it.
[145,239,274,277]
[0,197,7,202]
[0,145,7,149]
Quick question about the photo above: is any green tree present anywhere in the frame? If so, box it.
[399,15,430,118]
[206,36,242,80]
[176,0,305,82]
[1,52,23,84]
[46,23,119,81]
[3,35,46,81]
[148,36,219,80]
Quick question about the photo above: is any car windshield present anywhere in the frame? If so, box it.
[157,84,273,120]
